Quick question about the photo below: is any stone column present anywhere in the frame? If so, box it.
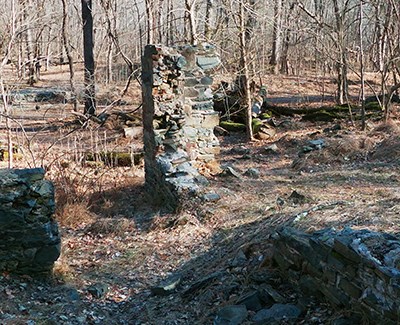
[141,44,221,211]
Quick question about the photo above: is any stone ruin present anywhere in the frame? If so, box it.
[273,227,400,323]
[142,43,221,210]
[0,168,60,276]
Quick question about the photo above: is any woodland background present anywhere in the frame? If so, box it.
[0,1,400,324]
[0,0,399,111]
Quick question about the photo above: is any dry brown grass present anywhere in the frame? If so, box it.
[85,217,136,236]
[52,254,75,282]
[372,119,400,134]
[56,202,97,229]
[372,135,400,162]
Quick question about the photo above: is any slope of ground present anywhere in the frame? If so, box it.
[0,66,400,324]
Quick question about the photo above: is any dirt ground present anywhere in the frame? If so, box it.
[1,65,400,324]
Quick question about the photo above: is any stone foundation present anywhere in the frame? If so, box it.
[273,227,400,323]
[0,168,60,275]
[142,44,220,211]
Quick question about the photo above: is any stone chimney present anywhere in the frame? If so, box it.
[142,43,220,211]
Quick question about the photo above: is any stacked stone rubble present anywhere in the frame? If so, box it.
[142,44,220,210]
[0,168,60,275]
[273,227,400,324]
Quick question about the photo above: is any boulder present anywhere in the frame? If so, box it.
[252,304,302,324]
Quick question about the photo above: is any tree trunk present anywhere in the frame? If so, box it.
[81,0,96,116]
[336,51,348,105]
[333,0,348,105]
[157,0,164,43]
[359,0,366,130]
[100,0,116,84]
[133,0,144,52]
[145,0,154,44]
[22,0,36,85]
[270,0,282,74]
[204,0,213,40]
[100,0,135,98]
[166,0,174,45]
[239,0,253,141]
[61,0,77,111]
[1,0,17,168]
[185,0,198,45]
[280,3,295,74]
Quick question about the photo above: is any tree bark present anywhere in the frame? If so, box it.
[359,0,366,130]
[61,0,77,111]
[239,0,253,141]
[1,0,17,168]
[270,0,282,74]
[204,0,214,40]
[81,0,96,116]
[185,0,198,45]
[333,0,348,104]
[144,0,154,44]
[22,0,36,85]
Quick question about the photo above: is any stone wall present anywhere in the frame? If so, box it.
[0,168,60,275]
[273,227,400,323]
[142,44,220,210]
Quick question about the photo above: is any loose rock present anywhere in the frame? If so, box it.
[202,192,221,202]
[151,273,182,296]
[87,283,109,299]
[252,304,302,324]
[244,168,261,179]
[236,291,263,311]
[214,305,247,325]
[265,144,279,154]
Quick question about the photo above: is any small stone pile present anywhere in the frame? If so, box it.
[0,168,60,276]
[142,44,221,210]
[273,227,400,323]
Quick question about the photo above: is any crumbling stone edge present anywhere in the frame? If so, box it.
[272,227,400,323]
[0,168,61,276]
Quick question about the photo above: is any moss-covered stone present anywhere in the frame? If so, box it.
[252,118,263,133]
[302,110,341,122]
[220,121,246,132]
[365,101,383,111]
[335,103,358,110]
[259,112,272,119]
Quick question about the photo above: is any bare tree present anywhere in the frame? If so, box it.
[0,0,18,167]
[20,0,36,85]
[185,0,198,44]
[204,0,214,40]
[238,0,253,141]
[298,0,355,104]
[61,0,77,111]
[359,0,366,130]
[144,0,154,44]
[81,0,96,116]
[270,0,282,74]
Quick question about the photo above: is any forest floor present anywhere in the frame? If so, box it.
[0,65,400,324]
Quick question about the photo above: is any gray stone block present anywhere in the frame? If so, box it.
[339,277,362,298]
[201,76,213,85]
[193,100,214,111]
[252,304,301,324]
[0,168,60,275]
[333,236,362,263]
[319,284,350,306]
[197,56,221,70]
[214,305,247,325]
[34,243,61,266]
